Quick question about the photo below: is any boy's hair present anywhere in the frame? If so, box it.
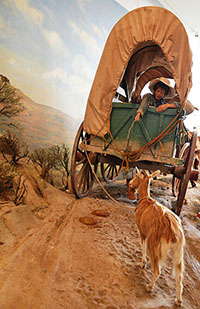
[154,81,169,95]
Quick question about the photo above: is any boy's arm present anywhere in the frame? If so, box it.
[135,94,153,121]
[156,102,179,112]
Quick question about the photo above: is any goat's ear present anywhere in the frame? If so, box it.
[151,170,160,179]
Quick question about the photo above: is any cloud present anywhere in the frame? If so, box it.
[91,24,107,38]
[11,0,44,26]
[76,0,92,11]
[72,54,93,80]
[42,67,69,85]
[0,15,12,37]
[7,57,16,65]
[92,24,103,37]
[42,54,93,86]
[69,20,101,59]
[42,29,68,56]
[41,54,94,119]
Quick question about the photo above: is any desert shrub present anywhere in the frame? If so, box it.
[30,144,70,189]
[0,161,16,192]
[0,131,29,164]
[30,147,58,180]
[0,77,23,119]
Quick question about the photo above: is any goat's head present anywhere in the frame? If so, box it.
[129,168,160,193]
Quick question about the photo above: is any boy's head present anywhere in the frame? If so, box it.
[149,77,175,99]
[154,82,168,100]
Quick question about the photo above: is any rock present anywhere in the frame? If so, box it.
[79,216,98,225]
[91,209,110,217]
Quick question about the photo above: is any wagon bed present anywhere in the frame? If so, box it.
[86,102,183,166]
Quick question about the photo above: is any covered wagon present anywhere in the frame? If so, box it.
[71,6,198,215]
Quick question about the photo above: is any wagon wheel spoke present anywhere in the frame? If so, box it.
[71,122,97,198]
[101,162,121,183]
[76,149,85,157]
[80,169,86,193]
[75,157,87,167]
[76,162,87,185]
[114,165,118,176]
[172,142,189,197]
[87,166,92,190]
[104,164,111,172]
[111,166,114,180]
[175,132,197,215]
[107,165,112,179]
[82,164,91,193]
[77,162,91,194]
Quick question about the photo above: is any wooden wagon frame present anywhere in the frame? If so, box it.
[70,6,198,215]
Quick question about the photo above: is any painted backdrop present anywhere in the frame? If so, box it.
[0,0,199,131]
[0,0,126,123]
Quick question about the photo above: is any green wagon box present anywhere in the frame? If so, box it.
[90,102,182,165]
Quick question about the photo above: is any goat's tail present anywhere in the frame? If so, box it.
[147,232,185,272]
[147,238,168,272]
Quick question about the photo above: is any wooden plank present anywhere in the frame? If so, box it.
[81,143,183,166]
[138,119,156,158]
[104,108,135,150]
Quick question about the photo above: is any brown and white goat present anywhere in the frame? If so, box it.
[129,169,185,306]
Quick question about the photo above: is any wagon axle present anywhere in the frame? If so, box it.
[173,166,199,182]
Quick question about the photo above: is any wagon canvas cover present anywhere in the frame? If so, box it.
[83,6,192,137]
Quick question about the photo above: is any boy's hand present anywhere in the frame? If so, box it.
[156,104,168,112]
[135,111,141,122]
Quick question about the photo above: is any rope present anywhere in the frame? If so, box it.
[84,148,135,210]
[127,119,136,140]
[103,107,184,165]
[85,149,121,205]
[128,118,181,162]
[83,108,184,209]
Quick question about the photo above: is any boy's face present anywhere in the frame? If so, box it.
[154,87,166,100]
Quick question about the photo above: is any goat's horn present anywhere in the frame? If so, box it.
[135,166,140,174]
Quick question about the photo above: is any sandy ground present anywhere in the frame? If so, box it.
[0,174,200,309]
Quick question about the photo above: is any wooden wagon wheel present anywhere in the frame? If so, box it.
[71,122,97,198]
[175,131,197,215]
[100,163,121,183]
[172,142,190,197]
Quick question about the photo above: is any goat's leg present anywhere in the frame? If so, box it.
[174,260,184,305]
[140,238,147,268]
[173,240,184,305]
[146,260,160,292]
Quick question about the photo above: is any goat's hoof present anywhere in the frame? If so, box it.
[146,284,153,292]
[175,299,182,306]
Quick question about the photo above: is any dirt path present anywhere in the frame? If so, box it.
[0,177,199,308]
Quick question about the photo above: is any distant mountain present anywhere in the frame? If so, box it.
[0,79,79,150]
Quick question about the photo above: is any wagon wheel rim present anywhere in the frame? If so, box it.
[172,142,190,197]
[100,162,121,183]
[71,122,97,198]
[175,131,197,215]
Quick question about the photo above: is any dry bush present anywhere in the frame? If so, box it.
[30,144,70,189]
[0,161,16,192]
[0,131,29,164]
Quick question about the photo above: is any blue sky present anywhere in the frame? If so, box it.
[0,0,200,131]
[0,0,126,120]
